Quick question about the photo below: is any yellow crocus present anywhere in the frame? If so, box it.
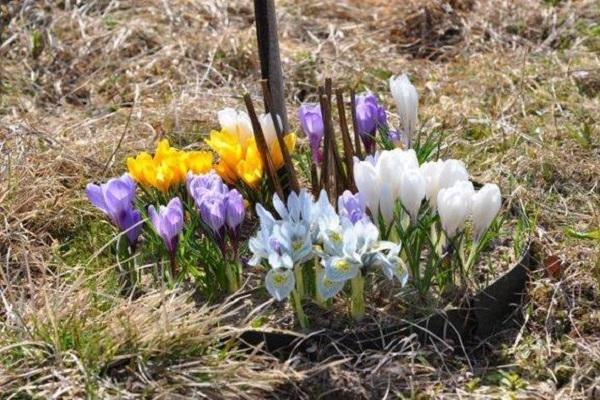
[185,151,213,175]
[207,128,296,188]
[206,130,243,172]
[127,139,215,193]
[236,140,263,188]
[127,152,155,187]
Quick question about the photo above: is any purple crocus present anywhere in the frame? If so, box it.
[198,191,227,236]
[298,103,324,164]
[354,93,387,154]
[225,189,245,235]
[188,172,246,251]
[148,197,184,254]
[86,174,142,249]
[338,190,368,224]
[187,171,228,205]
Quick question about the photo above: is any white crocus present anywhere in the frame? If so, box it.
[471,183,501,243]
[259,112,282,149]
[438,159,469,191]
[353,157,382,220]
[420,160,444,209]
[399,168,426,223]
[354,148,419,224]
[389,74,419,142]
[420,159,469,211]
[437,181,475,238]
[218,108,253,143]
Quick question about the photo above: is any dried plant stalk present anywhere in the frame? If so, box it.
[336,89,356,192]
[260,79,300,193]
[350,90,363,159]
[244,94,284,199]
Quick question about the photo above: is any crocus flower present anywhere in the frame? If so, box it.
[225,188,245,235]
[127,139,213,192]
[188,171,228,206]
[86,174,142,249]
[389,74,419,143]
[207,109,296,188]
[388,129,409,149]
[148,197,184,254]
[298,103,324,163]
[198,191,227,236]
[472,183,501,243]
[218,108,253,145]
[437,181,475,238]
[265,268,295,301]
[399,168,426,224]
[439,159,469,191]
[353,148,419,224]
[338,190,368,224]
[258,112,281,150]
[322,219,380,282]
[420,159,469,211]
[354,93,386,154]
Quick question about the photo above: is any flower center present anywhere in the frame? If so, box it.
[330,231,342,243]
[334,259,350,272]
[292,240,303,252]
[272,272,287,287]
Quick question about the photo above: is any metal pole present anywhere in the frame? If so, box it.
[253,0,289,133]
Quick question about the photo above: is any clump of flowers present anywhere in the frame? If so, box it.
[85,73,509,330]
[127,139,213,193]
[188,171,245,292]
[207,109,296,188]
[248,189,407,326]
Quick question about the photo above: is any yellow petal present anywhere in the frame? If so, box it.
[206,130,243,181]
[215,160,238,184]
[237,158,263,188]
[154,139,175,163]
[186,151,213,175]
[154,162,176,192]
[127,152,154,186]
[270,132,296,169]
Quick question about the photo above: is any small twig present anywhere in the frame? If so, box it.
[336,89,356,191]
[260,79,300,193]
[244,94,284,199]
[324,82,346,194]
[318,88,331,192]
[350,90,363,158]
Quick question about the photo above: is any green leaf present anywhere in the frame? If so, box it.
[565,228,600,241]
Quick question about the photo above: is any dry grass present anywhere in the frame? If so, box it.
[1,0,599,398]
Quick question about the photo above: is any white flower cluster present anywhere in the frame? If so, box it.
[249,190,407,302]
[354,148,502,243]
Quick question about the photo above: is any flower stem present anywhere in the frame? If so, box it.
[225,262,240,294]
[291,289,309,329]
[313,258,326,307]
[294,265,305,298]
[168,251,178,279]
[350,272,365,321]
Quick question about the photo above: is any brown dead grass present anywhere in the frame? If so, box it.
[1,0,599,398]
